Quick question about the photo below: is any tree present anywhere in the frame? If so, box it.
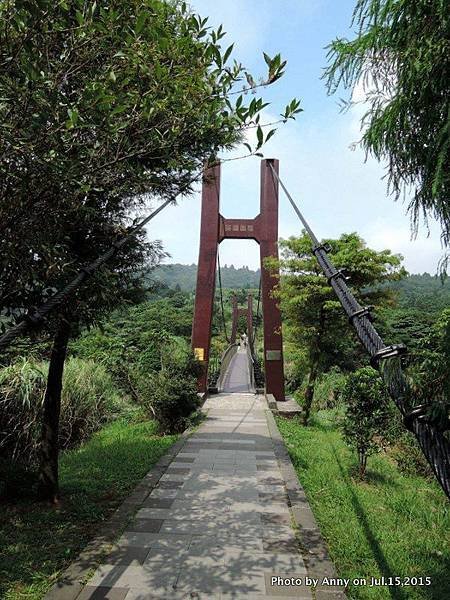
[408,308,450,431]
[341,366,390,478]
[0,0,301,500]
[324,0,450,261]
[274,232,405,424]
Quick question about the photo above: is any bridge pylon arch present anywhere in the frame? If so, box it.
[191,159,285,401]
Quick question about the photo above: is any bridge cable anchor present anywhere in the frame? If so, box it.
[370,344,407,368]
[403,404,450,433]
[313,243,332,254]
[327,269,350,283]
[348,305,374,324]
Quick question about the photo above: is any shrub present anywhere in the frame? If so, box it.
[313,367,347,410]
[0,358,125,469]
[341,367,390,478]
[137,341,201,433]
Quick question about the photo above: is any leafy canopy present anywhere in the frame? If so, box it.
[0,0,300,332]
[324,0,450,254]
[274,231,405,372]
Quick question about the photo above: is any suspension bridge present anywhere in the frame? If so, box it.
[1,159,449,599]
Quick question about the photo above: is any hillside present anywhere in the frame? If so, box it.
[150,263,261,291]
[150,265,450,311]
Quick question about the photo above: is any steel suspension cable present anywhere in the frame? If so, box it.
[0,171,204,352]
[269,163,450,501]
[217,252,231,344]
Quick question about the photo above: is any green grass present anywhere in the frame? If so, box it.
[276,411,450,600]
[0,416,178,600]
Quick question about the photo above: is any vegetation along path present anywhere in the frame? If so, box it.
[50,394,344,599]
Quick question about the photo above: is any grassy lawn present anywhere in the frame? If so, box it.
[276,411,450,600]
[0,416,178,600]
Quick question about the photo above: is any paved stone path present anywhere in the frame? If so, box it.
[71,395,339,600]
[222,347,253,394]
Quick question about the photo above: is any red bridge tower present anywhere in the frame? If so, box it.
[191,159,285,401]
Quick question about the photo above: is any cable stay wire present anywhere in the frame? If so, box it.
[217,252,231,345]
[269,163,450,501]
[0,170,204,352]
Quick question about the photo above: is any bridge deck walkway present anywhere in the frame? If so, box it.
[61,395,342,599]
[222,346,253,394]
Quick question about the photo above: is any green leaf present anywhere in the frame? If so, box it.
[266,128,276,143]
[223,44,234,64]
[263,52,272,68]
[135,12,146,35]
[256,125,263,148]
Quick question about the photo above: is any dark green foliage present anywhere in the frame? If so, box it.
[71,292,201,432]
[275,231,404,424]
[137,352,201,434]
[312,367,347,411]
[375,307,434,354]
[408,308,450,431]
[325,0,450,257]
[341,367,391,478]
[71,294,195,393]
[378,273,450,313]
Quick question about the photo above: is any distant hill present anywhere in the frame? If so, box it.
[380,273,450,313]
[150,263,261,291]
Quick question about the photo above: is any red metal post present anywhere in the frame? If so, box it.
[191,164,221,391]
[259,159,285,401]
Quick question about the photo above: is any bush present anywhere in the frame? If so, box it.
[341,367,390,478]
[0,358,125,470]
[137,341,201,433]
[313,367,346,410]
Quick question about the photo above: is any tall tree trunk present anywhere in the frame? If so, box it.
[302,361,319,426]
[38,316,71,502]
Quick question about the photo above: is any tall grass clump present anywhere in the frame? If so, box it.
[0,357,126,490]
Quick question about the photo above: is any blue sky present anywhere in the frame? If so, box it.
[147,0,443,274]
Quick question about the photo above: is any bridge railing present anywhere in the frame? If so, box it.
[246,344,256,392]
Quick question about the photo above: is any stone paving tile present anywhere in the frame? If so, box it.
[77,586,129,600]
[140,498,174,509]
[89,564,179,593]
[72,394,335,600]
[117,532,191,549]
[101,547,149,566]
[127,519,163,534]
